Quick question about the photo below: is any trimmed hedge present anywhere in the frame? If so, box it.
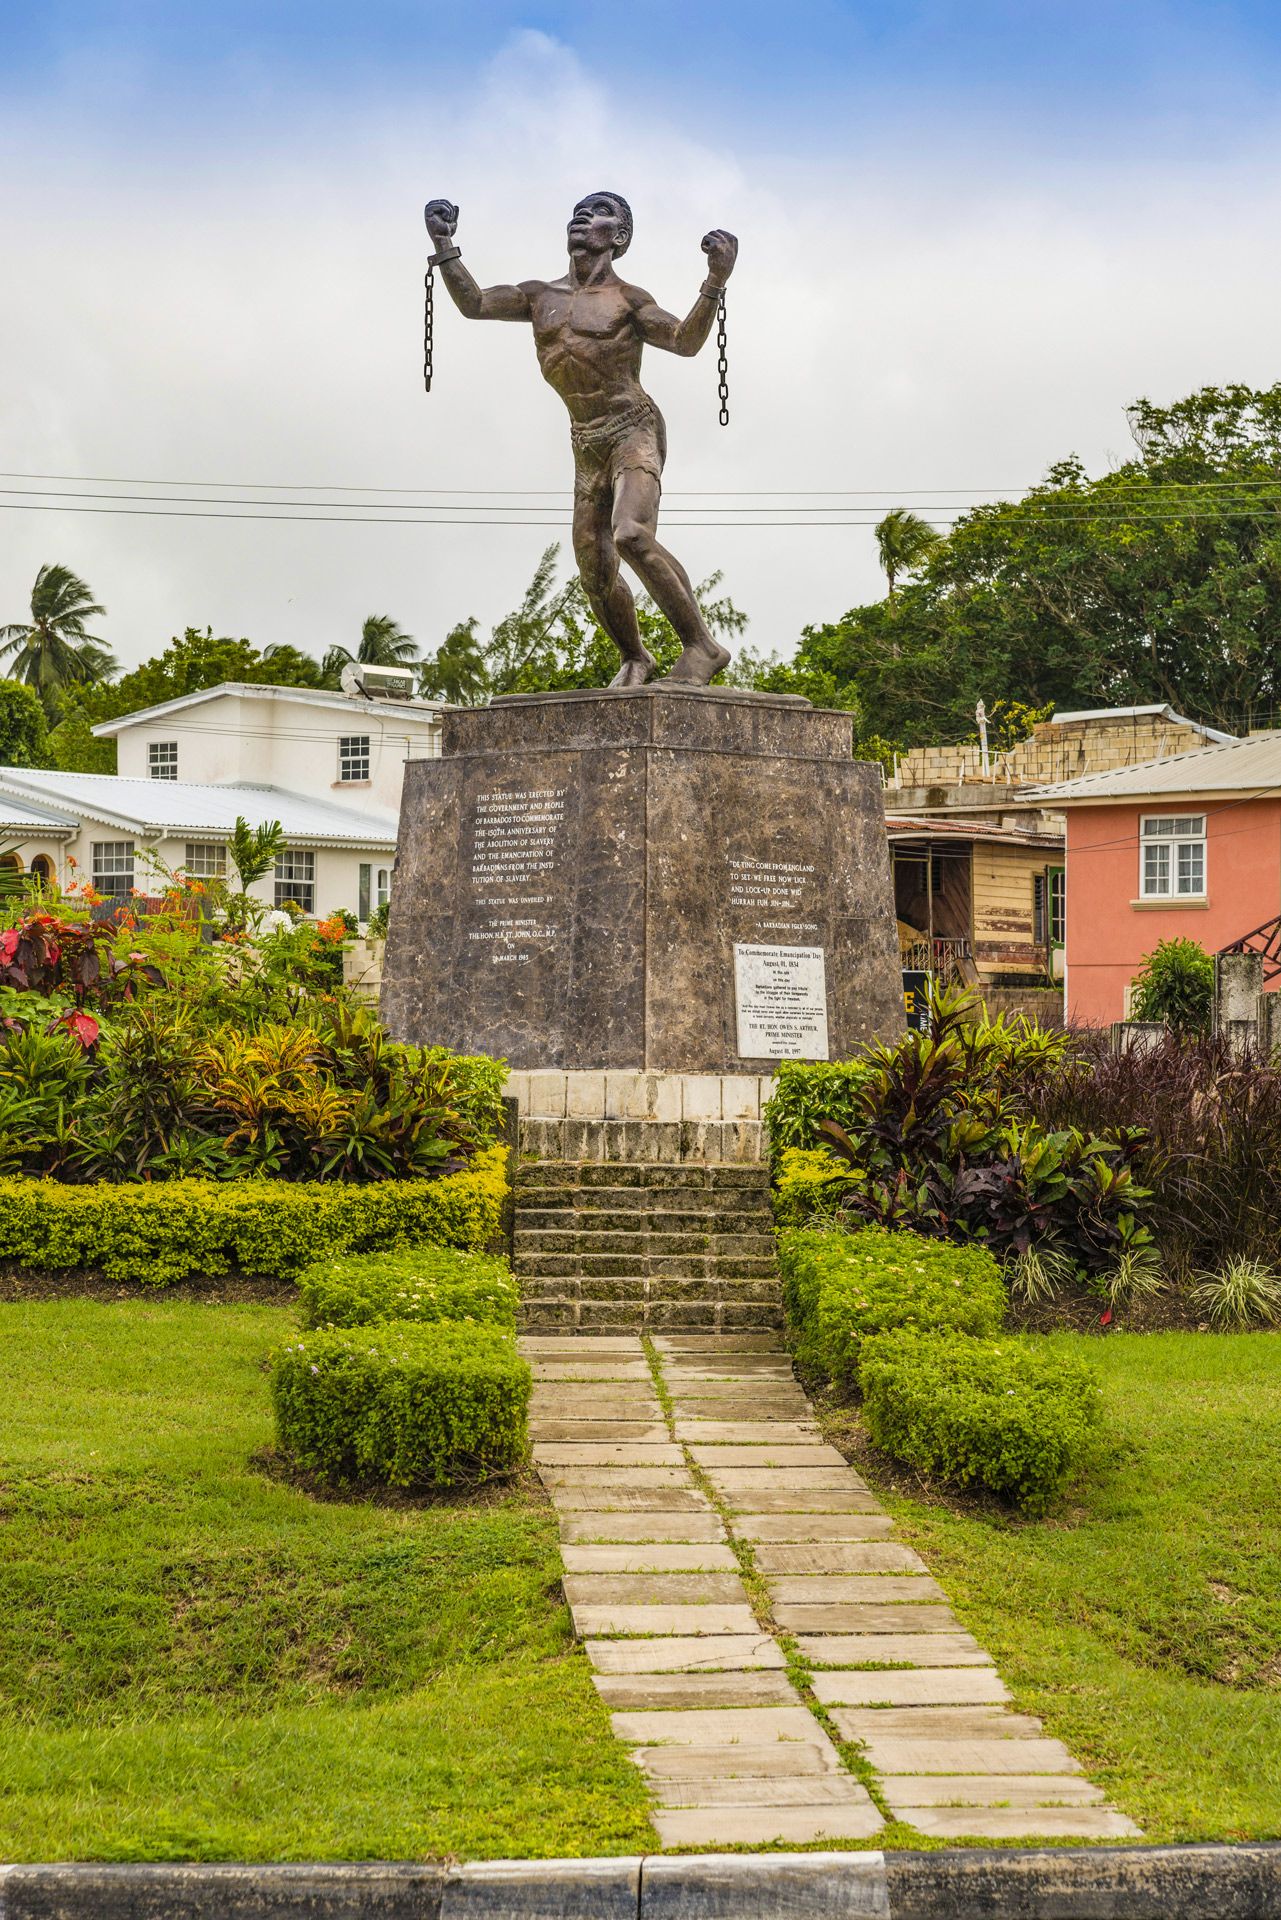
[771,1147,854,1229]
[297,1246,517,1332]
[859,1330,1102,1515]
[778,1226,1006,1387]
[0,1143,509,1286]
[270,1321,531,1487]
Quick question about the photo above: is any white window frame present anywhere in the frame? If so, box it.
[148,740,178,780]
[376,865,391,909]
[274,848,316,915]
[184,842,227,878]
[92,840,135,897]
[1139,813,1206,899]
[337,734,371,783]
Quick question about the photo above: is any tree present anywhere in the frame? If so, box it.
[0,681,52,767]
[0,564,117,714]
[874,509,942,600]
[417,546,749,702]
[320,615,419,686]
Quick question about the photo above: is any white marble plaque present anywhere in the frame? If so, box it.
[734,943,830,1059]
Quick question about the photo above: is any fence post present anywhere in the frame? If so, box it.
[1214,951,1264,1053]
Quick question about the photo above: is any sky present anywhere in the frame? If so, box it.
[5,1,1281,677]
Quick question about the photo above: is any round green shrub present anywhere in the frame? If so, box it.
[778,1225,1006,1386]
[296,1246,517,1331]
[859,1329,1102,1515]
[270,1321,530,1488]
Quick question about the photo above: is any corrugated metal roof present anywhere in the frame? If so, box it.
[1048,703,1236,743]
[92,680,444,737]
[0,792,79,831]
[1030,729,1281,803]
[0,769,398,845]
[884,815,1063,849]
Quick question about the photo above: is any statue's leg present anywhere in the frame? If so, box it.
[611,468,730,686]
[572,485,656,688]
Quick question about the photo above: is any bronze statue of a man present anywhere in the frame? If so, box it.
[423,191,739,688]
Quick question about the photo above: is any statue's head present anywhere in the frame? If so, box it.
[567,191,633,259]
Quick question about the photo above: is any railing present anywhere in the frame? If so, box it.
[1218,916,1281,985]
[901,936,974,984]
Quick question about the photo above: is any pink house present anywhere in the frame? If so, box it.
[1033,731,1281,1027]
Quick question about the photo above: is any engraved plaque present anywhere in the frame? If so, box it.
[734,943,830,1060]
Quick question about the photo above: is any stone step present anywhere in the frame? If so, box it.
[515,1210,771,1237]
[515,1254,779,1281]
[517,1161,772,1192]
[514,1228,776,1257]
[520,1302,786,1334]
[517,1188,773,1220]
[519,1277,782,1303]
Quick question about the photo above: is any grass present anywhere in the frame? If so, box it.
[820,1331,1281,1844]
[0,1299,654,1862]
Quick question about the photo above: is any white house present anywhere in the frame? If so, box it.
[0,677,445,921]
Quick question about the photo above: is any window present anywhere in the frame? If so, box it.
[1033,873,1046,946]
[359,862,392,922]
[338,735,370,783]
[148,740,178,780]
[1140,814,1206,898]
[184,842,226,878]
[1049,867,1066,946]
[377,866,391,909]
[274,848,316,915]
[92,841,135,897]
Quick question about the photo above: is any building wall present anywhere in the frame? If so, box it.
[972,840,1055,977]
[1064,798,1281,1025]
[895,714,1217,793]
[115,692,441,815]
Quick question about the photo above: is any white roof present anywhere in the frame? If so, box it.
[0,768,398,847]
[1031,729,1281,805]
[92,680,444,738]
[1049,703,1236,744]
[0,791,79,834]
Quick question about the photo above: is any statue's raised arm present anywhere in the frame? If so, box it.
[424,200,537,321]
[629,230,738,357]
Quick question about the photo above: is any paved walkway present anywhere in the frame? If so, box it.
[524,1331,1139,1851]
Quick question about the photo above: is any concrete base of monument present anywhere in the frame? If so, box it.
[508,1068,776,1163]
[381,684,904,1073]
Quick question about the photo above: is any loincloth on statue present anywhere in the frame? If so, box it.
[570,399,667,498]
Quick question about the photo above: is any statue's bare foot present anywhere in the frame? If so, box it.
[609,651,657,689]
[660,637,731,686]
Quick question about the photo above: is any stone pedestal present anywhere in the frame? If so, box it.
[381,686,903,1082]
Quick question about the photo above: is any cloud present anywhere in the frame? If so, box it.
[3,24,1281,686]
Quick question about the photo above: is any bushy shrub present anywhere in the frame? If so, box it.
[765,1062,876,1156]
[297,1245,517,1331]
[0,1144,509,1286]
[778,1226,1006,1387]
[270,1321,530,1488]
[859,1330,1102,1515]
[1129,937,1214,1036]
[771,1147,855,1228]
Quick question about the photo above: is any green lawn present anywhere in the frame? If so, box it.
[822,1331,1281,1844]
[0,1300,654,1861]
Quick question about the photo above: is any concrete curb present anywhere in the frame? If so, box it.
[2,1847,1280,1919]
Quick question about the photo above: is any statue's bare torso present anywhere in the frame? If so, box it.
[423,192,737,686]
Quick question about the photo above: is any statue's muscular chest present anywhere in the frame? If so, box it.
[532,286,635,356]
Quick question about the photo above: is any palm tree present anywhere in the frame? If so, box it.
[0,564,117,712]
[322,614,420,685]
[874,510,942,600]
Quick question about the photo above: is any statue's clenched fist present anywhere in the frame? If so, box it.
[424,200,460,246]
[700,229,738,287]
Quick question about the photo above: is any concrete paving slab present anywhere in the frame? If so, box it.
[859,1736,1080,1774]
[668,1390,812,1410]
[797,1632,992,1666]
[540,1466,690,1487]
[833,1708,1042,1738]
[562,1544,740,1574]
[732,1511,885,1539]
[893,1806,1140,1840]
[651,1803,883,1847]
[650,1774,875,1808]
[592,1671,800,1710]
[611,1705,827,1748]
[673,1422,822,1444]
[571,1603,761,1637]
[551,1485,712,1512]
[521,1337,642,1353]
[661,1358,796,1377]
[766,1576,941,1602]
[719,1489,884,1514]
[654,1336,789,1352]
[810,1668,1010,1707]
[557,1511,725,1542]
[585,1635,786,1673]
[688,1444,849,1469]
[707,1467,864,1488]
[563,1574,748,1606]
[635,1742,840,1780]
[531,1362,653,1380]
[773,1604,959,1633]
[759,1544,928,1574]
[528,1423,671,1444]
[880,1774,1105,1806]
[534,1444,685,1466]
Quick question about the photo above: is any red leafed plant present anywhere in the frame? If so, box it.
[0,911,165,1006]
